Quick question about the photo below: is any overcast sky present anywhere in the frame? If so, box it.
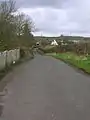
[17,0,90,36]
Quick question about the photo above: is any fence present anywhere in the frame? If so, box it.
[0,49,20,70]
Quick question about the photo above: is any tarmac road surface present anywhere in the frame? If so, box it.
[1,55,90,120]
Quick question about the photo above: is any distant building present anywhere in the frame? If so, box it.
[68,40,80,43]
[51,40,58,46]
[73,40,80,43]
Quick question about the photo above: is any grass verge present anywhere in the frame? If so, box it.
[50,52,90,74]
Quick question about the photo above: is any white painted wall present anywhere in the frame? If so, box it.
[0,49,20,70]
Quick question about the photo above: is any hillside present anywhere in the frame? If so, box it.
[34,36,90,42]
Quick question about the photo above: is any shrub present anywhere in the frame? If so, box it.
[20,48,25,58]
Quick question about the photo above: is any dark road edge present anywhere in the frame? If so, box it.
[0,56,34,92]
[0,56,34,117]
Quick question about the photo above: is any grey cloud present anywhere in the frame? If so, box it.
[1,0,90,36]
[18,0,90,36]
[16,0,67,8]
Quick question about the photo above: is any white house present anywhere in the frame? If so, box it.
[51,40,58,46]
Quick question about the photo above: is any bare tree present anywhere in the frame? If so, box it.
[0,0,17,50]
[0,0,35,50]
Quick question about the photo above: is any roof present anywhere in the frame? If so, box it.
[51,40,58,45]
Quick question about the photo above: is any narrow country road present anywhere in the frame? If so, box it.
[1,55,90,120]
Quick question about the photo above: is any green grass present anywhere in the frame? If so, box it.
[51,52,90,74]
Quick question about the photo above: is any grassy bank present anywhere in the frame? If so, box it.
[51,52,90,74]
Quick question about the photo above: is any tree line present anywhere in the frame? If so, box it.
[0,0,35,51]
[39,35,90,55]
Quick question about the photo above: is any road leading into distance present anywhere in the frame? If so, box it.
[1,55,90,120]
